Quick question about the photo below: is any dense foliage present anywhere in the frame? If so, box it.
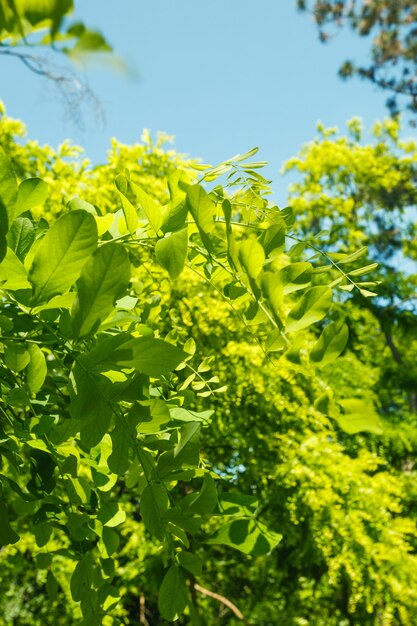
[298,0,417,117]
[0,103,416,625]
[1,3,416,624]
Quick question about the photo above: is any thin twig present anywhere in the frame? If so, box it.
[194,583,247,623]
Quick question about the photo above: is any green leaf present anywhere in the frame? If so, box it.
[72,242,131,338]
[335,246,368,264]
[0,501,19,547]
[0,146,18,229]
[115,175,138,234]
[7,217,35,260]
[309,321,349,367]
[186,184,216,234]
[260,222,286,256]
[278,262,312,294]
[177,552,203,577]
[286,286,332,332]
[206,518,282,556]
[130,180,163,234]
[348,262,378,277]
[162,170,190,233]
[158,565,188,622]
[0,247,32,291]
[260,273,284,329]
[70,558,94,602]
[337,399,382,435]
[97,502,126,527]
[70,364,113,448]
[67,196,97,214]
[181,474,218,515]
[108,422,130,475]
[4,343,30,372]
[101,527,119,557]
[31,292,75,314]
[155,227,188,279]
[15,178,48,216]
[238,238,265,279]
[141,483,169,540]
[28,210,98,305]
[217,493,258,517]
[6,386,30,407]
[27,344,47,393]
[95,335,186,378]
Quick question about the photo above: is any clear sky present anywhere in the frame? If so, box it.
[0,0,390,202]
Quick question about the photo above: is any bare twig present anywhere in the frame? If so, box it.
[139,595,149,626]
[194,583,247,623]
[0,44,105,129]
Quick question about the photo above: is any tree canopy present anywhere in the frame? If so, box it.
[298,0,417,117]
[1,1,417,625]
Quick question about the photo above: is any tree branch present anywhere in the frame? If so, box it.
[194,583,247,623]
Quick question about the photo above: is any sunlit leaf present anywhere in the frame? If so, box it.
[72,242,130,337]
[28,210,98,305]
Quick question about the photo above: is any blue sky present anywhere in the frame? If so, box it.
[0,0,390,201]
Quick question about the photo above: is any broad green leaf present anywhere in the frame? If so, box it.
[27,344,47,393]
[67,196,97,214]
[181,474,218,515]
[206,518,282,556]
[162,170,190,233]
[141,483,169,540]
[261,222,286,256]
[0,145,17,226]
[337,399,382,435]
[28,210,98,305]
[177,552,203,577]
[217,493,258,517]
[95,213,114,236]
[238,238,265,279]
[280,206,295,227]
[97,502,126,527]
[6,386,31,407]
[108,423,130,475]
[155,227,188,280]
[115,175,138,234]
[0,247,31,291]
[260,272,284,329]
[31,292,75,314]
[158,565,188,622]
[186,184,216,233]
[158,423,201,476]
[278,262,312,294]
[15,178,48,216]
[130,180,163,234]
[4,343,30,372]
[169,407,213,424]
[69,364,112,448]
[101,527,119,557]
[70,558,94,602]
[0,501,19,547]
[95,335,186,378]
[309,321,349,367]
[131,400,171,434]
[7,217,35,260]
[286,286,332,333]
[72,242,131,338]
